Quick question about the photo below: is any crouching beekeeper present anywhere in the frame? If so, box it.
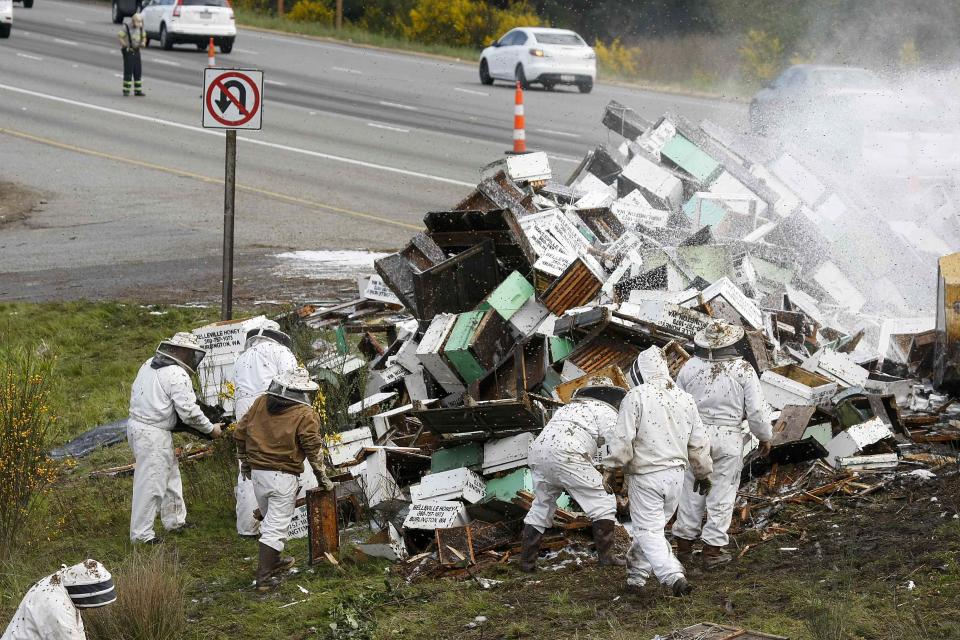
[520,382,627,572]
[2,560,116,639]
[604,347,713,597]
[234,367,335,590]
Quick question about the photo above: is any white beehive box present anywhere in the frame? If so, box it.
[325,426,374,467]
[409,468,486,504]
[825,418,893,468]
[403,501,470,530]
[760,366,838,409]
[483,433,535,475]
[618,299,711,339]
[620,154,683,210]
[193,315,268,413]
[802,348,869,388]
[700,276,764,329]
[416,313,466,393]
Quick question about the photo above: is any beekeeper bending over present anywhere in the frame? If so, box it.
[671,320,773,569]
[128,332,223,544]
[234,367,335,591]
[2,560,116,639]
[604,346,713,596]
[232,321,298,537]
[520,383,627,572]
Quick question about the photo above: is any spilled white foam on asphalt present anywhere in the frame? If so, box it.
[274,250,389,279]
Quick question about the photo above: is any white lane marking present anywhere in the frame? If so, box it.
[331,66,362,75]
[536,128,580,139]
[16,53,43,61]
[65,17,85,24]
[367,122,409,133]
[378,100,419,111]
[233,47,259,54]
[455,87,488,96]
[54,38,79,46]
[114,73,123,78]
[150,58,182,67]
[265,79,287,86]
[0,83,474,188]
[547,154,579,164]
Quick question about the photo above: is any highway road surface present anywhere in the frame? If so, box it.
[0,0,747,302]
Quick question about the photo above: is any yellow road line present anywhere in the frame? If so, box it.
[0,127,423,231]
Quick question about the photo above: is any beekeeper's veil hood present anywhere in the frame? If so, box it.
[266,366,318,407]
[244,320,292,350]
[155,332,207,374]
[61,560,116,609]
[693,320,745,361]
[628,346,671,386]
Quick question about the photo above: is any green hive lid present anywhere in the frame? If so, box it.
[661,134,721,184]
[431,443,484,473]
[443,310,487,384]
[479,271,535,322]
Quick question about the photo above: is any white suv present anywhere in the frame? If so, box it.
[0,0,12,38]
[479,27,596,93]
[141,0,235,53]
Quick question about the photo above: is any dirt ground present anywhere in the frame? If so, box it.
[0,181,43,228]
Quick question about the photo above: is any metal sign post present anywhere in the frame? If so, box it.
[201,68,264,320]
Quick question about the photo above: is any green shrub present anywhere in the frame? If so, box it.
[287,0,334,24]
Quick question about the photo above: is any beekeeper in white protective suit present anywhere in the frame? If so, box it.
[232,320,298,537]
[234,367,335,591]
[671,320,773,569]
[127,332,223,544]
[2,560,116,639]
[520,382,627,572]
[604,346,713,596]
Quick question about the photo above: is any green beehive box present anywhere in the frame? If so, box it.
[662,134,721,184]
[683,194,727,227]
[484,468,571,509]
[478,271,535,322]
[443,310,487,384]
[431,443,484,473]
[548,336,575,364]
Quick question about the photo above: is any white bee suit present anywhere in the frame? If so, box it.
[671,356,773,547]
[127,358,214,543]
[603,348,713,587]
[232,337,298,536]
[524,399,618,532]
[2,561,115,640]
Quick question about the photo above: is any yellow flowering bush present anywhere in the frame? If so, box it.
[287,0,334,24]
[739,29,784,85]
[594,37,641,77]
[0,350,59,555]
[400,0,541,48]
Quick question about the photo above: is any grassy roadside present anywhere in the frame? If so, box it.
[232,10,751,100]
[1,301,958,639]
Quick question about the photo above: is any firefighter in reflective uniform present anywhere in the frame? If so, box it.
[2,560,116,640]
[671,320,773,569]
[520,382,626,572]
[604,346,713,596]
[118,13,145,96]
[232,320,298,537]
[127,332,223,544]
[234,367,335,591]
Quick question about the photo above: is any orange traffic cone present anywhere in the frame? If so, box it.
[512,80,526,154]
[207,37,216,67]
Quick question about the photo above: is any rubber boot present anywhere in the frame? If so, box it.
[518,524,543,573]
[592,519,626,567]
[255,543,295,591]
[702,544,732,570]
[670,576,693,597]
[674,536,695,565]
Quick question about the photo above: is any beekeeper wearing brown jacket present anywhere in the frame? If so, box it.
[234,366,334,591]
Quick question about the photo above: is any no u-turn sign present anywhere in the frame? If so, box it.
[202,68,263,130]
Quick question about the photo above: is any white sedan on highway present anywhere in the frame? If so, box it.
[141,0,235,52]
[1,0,12,38]
[479,27,596,93]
